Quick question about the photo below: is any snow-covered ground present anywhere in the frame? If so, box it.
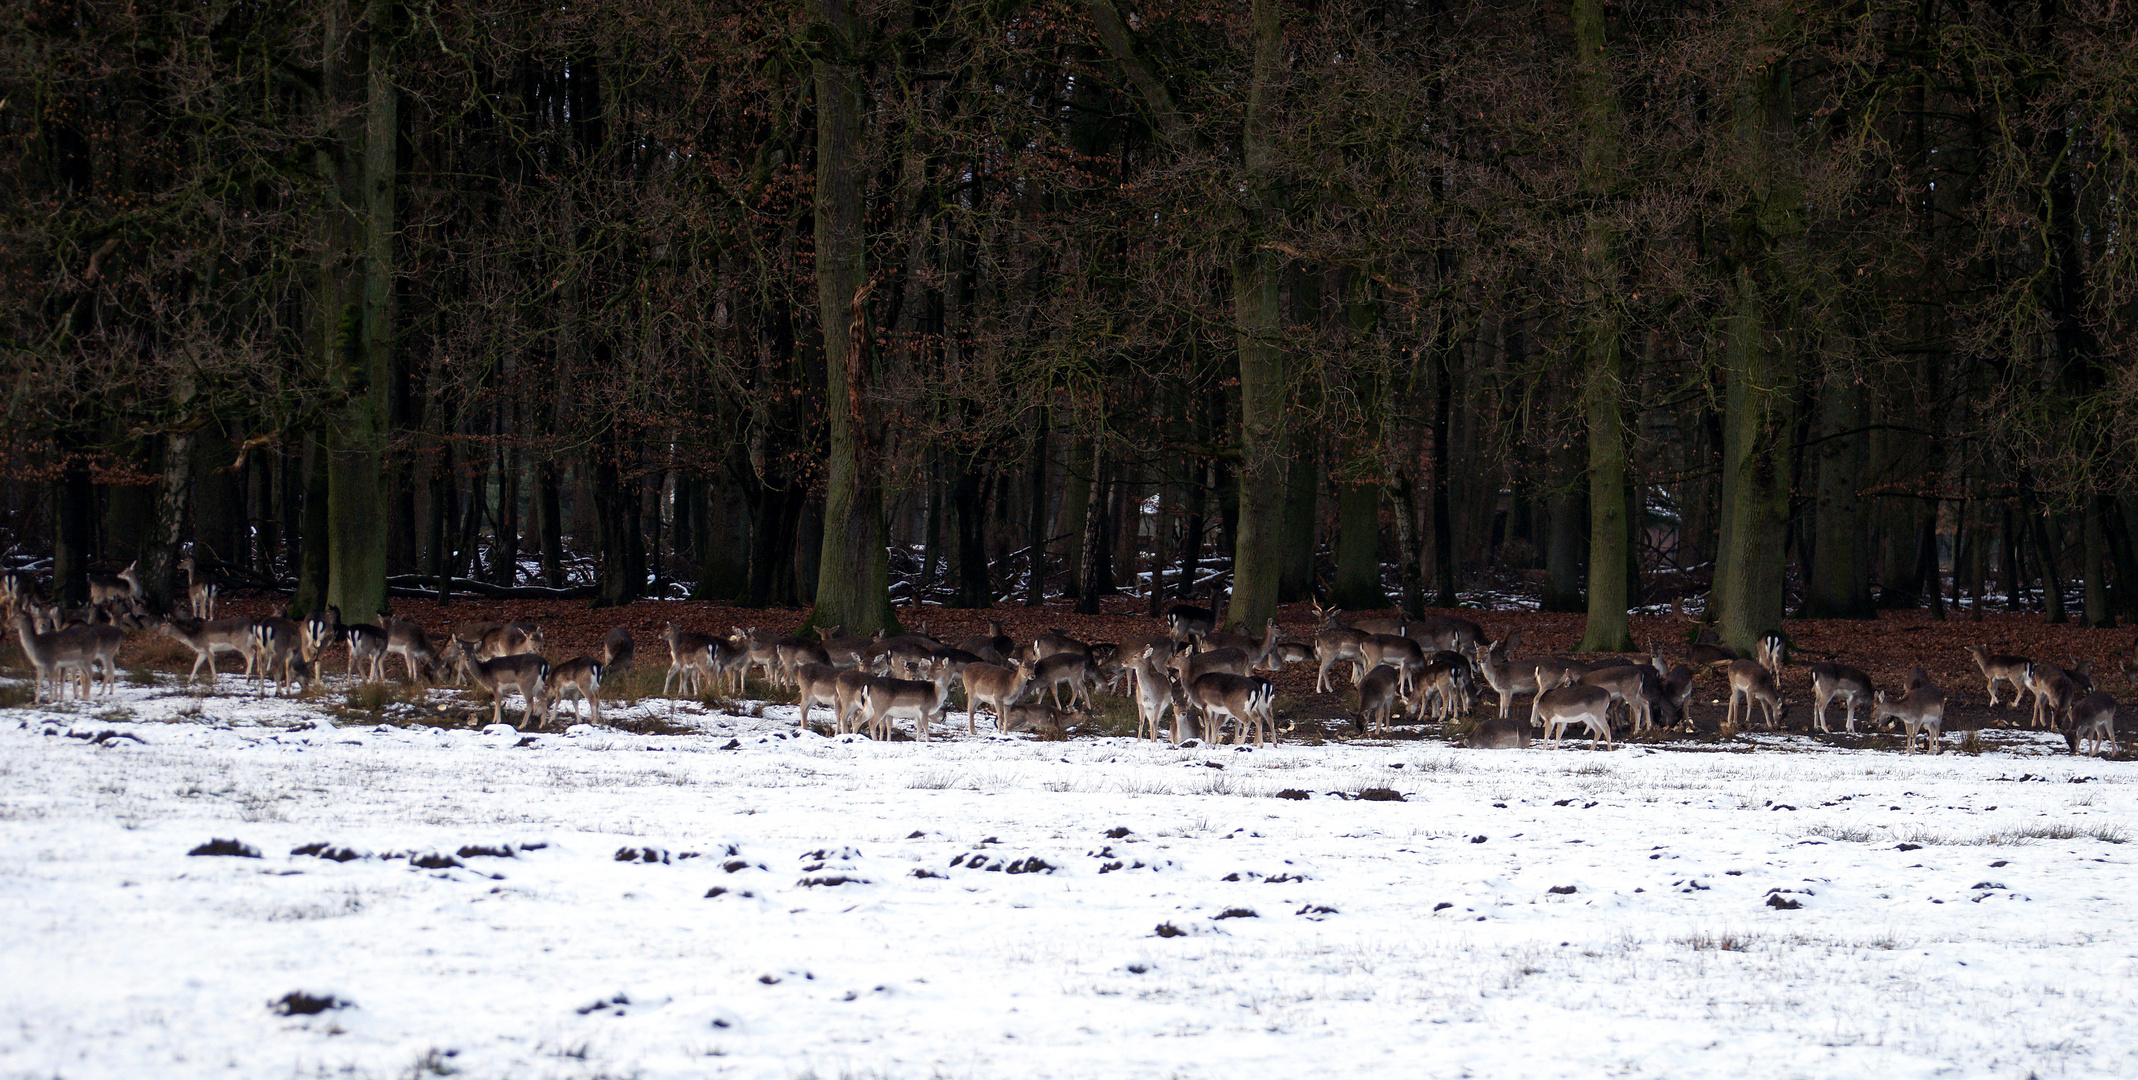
[2,675,2132,1079]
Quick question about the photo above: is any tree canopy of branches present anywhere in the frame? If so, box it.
[4,0,2134,645]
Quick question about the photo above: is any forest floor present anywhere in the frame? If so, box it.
[3,598,2135,1077]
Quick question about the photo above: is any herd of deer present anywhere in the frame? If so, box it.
[0,560,2121,757]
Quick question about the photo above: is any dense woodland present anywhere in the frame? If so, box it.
[3,0,2135,652]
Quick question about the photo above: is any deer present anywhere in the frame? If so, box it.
[544,656,604,727]
[180,553,218,620]
[1359,634,1426,692]
[1124,646,1183,743]
[814,626,874,669]
[62,620,124,697]
[791,663,847,731]
[249,619,308,695]
[1416,652,1475,724]
[1473,639,1540,720]
[1170,645,1255,695]
[383,617,442,685]
[661,622,720,696]
[1260,639,1315,673]
[878,636,939,678]
[955,618,1016,665]
[1031,629,1091,663]
[960,658,1034,735]
[1723,659,1785,731]
[1199,617,1279,657]
[343,622,389,682]
[1166,599,1218,644]
[1580,664,1652,735]
[1186,672,1275,746]
[1873,684,1946,755]
[472,621,543,661]
[2067,692,2117,757]
[831,667,878,733]
[1464,717,1533,749]
[1356,664,1408,737]
[156,615,255,686]
[460,652,551,729]
[11,604,93,702]
[1407,615,1486,654]
[1755,631,1787,677]
[735,627,783,687]
[1032,651,1102,710]
[1808,662,1875,735]
[1965,645,2030,708]
[301,607,342,670]
[1313,623,1371,693]
[999,701,1084,739]
[855,662,955,740]
[602,627,635,673]
[777,637,832,686]
[711,633,752,696]
[1530,674,1614,750]
[87,561,141,606]
[2021,661,2076,731]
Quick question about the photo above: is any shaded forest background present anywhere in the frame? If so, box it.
[3,0,2134,651]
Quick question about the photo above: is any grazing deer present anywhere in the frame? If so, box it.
[791,663,846,730]
[11,605,92,702]
[1313,624,1371,693]
[2068,692,2117,757]
[343,623,388,682]
[1965,645,2029,707]
[1530,676,1614,750]
[1905,664,1935,692]
[1634,666,1684,732]
[960,658,1035,735]
[87,561,141,606]
[1808,663,1875,734]
[544,657,604,727]
[1685,628,1738,668]
[473,621,543,661]
[461,653,551,729]
[1170,645,1254,695]
[1031,629,1091,663]
[1873,684,1946,755]
[1473,639,1540,720]
[1356,664,1407,737]
[1531,657,1590,697]
[1464,717,1533,749]
[855,663,955,740]
[1032,651,1102,710]
[383,617,441,685]
[815,626,874,669]
[1261,640,1315,673]
[1723,659,1785,731]
[661,622,719,696]
[1187,672,1275,746]
[250,619,308,695]
[1125,646,1184,743]
[1200,617,1279,659]
[2022,661,2076,731]
[156,615,255,686]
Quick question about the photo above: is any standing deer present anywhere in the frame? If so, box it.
[1873,684,1946,755]
[87,562,141,606]
[1124,646,1183,743]
[11,605,92,702]
[544,657,604,727]
[1808,662,1874,734]
[1723,659,1785,731]
[855,662,956,740]
[960,658,1034,735]
[1530,675,1613,750]
[2022,661,2076,731]
[1187,672,1275,746]
[1965,645,2029,708]
[156,615,255,686]
[383,617,441,685]
[1472,639,1540,720]
[454,649,550,728]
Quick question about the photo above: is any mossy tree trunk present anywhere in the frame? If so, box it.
[1572,0,1635,652]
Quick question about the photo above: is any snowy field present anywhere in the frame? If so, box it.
[2,676,2133,1079]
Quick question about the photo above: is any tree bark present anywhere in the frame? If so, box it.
[1328,468,1385,611]
[1572,0,1634,651]
[806,0,897,635]
[1801,382,1875,617]
[952,464,992,608]
[1710,19,1801,655]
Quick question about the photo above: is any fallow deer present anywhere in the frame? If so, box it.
[1965,645,2029,708]
[1808,662,1874,734]
[1723,659,1785,731]
[960,658,1034,735]
[2068,692,2117,757]
[544,657,604,727]
[1530,675,1614,750]
[1873,684,1946,755]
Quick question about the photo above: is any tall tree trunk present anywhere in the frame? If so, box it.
[292,437,331,618]
[1061,437,1094,600]
[319,0,395,625]
[53,452,95,607]
[1025,422,1049,606]
[1387,465,1427,616]
[1710,21,1802,654]
[806,0,896,634]
[1541,481,1587,613]
[1572,0,1634,651]
[1075,443,1109,615]
[1278,425,1319,603]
